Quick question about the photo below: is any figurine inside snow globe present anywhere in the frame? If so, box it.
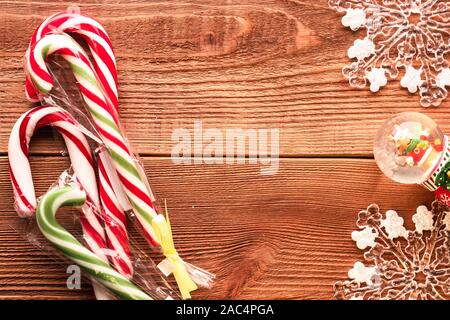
[374,112,445,185]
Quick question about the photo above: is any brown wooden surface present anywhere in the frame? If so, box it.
[0,0,446,299]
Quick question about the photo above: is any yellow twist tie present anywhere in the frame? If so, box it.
[152,203,198,299]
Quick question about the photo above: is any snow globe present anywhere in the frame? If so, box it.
[374,112,450,205]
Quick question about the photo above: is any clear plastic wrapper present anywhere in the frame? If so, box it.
[9,8,214,300]
[11,170,175,300]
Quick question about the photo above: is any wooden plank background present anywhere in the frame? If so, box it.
[0,0,446,299]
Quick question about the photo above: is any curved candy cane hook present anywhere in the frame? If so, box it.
[8,105,133,279]
[27,33,159,245]
[26,11,118,111]
[8,105,116,298]
[8,105,99,216]
[36,186,151,300]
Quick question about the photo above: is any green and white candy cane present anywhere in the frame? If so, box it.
[28,33,160,246]
[36,186,152,300]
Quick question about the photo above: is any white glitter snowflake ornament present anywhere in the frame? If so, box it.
[334,200,450,300]
[329,0,450,107]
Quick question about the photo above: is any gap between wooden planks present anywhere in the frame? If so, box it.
[0,156,434,299]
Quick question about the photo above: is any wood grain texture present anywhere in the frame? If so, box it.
[0,157,433,299]
[1,0,448,157]
[0,0,445,300]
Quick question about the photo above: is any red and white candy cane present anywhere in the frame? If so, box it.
[97,146,133,278]
[8,105,114,298]
[27,33,198,299]
[25,11,118,111]
[26,11,131,214]
[9,105,100,219]
[8,105,134,279]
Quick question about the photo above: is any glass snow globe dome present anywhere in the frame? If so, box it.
[374,112,445,184]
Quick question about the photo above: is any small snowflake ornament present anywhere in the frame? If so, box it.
[329,0,450,107]
[342,8,367,30]
[348,38,376,60]
[348,262,378,285]
[352,226,378,249]
[381,210,408,239]
[437,68,450,88]
[367,67,388,92]
[335,200,450,300]
[412,205,434,234]
[401,66,423,93]
[443,211,450,230]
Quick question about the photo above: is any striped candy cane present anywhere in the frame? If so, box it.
[36,186,151,300]
[27,33,159,246]
[27,11,133,214]
[9,106,99,217]
[27,33,199,299]
[97,146,133,278]
[8,105,114,298]
[8,105,134,277]
[25,11,118,111]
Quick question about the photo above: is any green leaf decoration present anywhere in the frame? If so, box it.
[435,161,450,190]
